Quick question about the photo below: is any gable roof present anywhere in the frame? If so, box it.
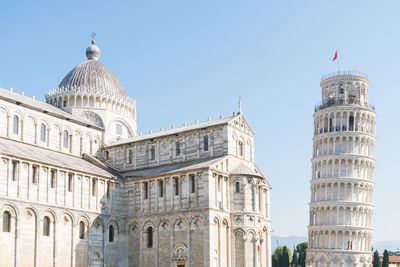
[106,113,255,148]
[106,116,235,148]
[235,113,255,136]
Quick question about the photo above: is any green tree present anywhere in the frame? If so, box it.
[373,250,381,267]
[272,246,292,267]
[296,242,308,267]
[272,247,283,267]
[279,250,284,267]
[292,247,298,267]
[383,250,389,267]
[282,246,290,267]
[273,253,278,267]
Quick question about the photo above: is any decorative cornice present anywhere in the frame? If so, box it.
[46,86,135,107]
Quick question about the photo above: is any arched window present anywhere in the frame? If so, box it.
[147,226,153,248]
[106,182,111,199]
[68,174,73,192]
[348,93,356,104]
[175,245,186,258]
[235,182,240,193]
[50,169,56,188]
[13,115,19,134]
[40,123,46,142]
[92,179,97,196]
[128,150,133,164]
[339,84,344,94]
[79,221,85,239]
[149,146,155,160]
[248,180,255,211]
[109,225,114,242]
[116,123,122,135]
[175,141,180,156]
[11,161,18,181]
[328,92,335,105]
[238,141,244,157]
[143,182,148,199]
[189,175,195,193]
[2,211,11,232]
[174,177,179,196]
[158,180,164,197]
[63,130,69,148]
[31,165,38,184]
[204,135,209,151]
[349,116,354,131]
[43,216,50,236]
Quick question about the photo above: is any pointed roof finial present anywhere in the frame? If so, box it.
[86,32,100,60]
[91,32,96,44]
[238,95,242,114]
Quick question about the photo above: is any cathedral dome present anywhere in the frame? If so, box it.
[58,40,127,98]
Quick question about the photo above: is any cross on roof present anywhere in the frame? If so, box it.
[90,32,97,45]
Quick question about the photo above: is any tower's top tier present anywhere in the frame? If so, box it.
[321,70,369,82]
[315,71,374,112]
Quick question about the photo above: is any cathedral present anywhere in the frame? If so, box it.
[0,39,272,267]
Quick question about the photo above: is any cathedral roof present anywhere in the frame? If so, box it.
[122,156,227,179]
[0,87,102,129]
[0,137,118,179]
[58,40,127,98]
[231,163,263,177]
[106,115,236,147]
[231,163,271,188]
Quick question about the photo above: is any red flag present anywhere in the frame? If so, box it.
[333,50,338,61]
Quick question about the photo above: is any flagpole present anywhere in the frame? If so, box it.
[337,49,340,73]
[333,50,339,73]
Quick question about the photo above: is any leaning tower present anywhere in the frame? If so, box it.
[307,71,376,267]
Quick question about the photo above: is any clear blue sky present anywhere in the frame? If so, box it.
[1,0,399,243]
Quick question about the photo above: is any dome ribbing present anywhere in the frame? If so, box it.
[58,41,127,98]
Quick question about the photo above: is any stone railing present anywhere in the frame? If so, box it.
[321,71,369,81]
[315,97,375,112]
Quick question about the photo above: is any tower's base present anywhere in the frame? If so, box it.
[306,249,372,267]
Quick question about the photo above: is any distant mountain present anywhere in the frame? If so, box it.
[272,235,307,251]
[373,241,400,253]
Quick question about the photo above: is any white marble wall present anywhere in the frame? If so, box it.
[0,99,103,157]
[307,74,376,267]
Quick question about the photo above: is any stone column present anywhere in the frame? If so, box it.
[14,213,19,267]
[243,235,248,267]
[71,222,76,267]
[35,216,39,267]
[6,115,10,137]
